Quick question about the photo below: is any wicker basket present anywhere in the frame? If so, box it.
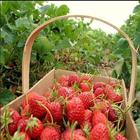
[1,15,139,140]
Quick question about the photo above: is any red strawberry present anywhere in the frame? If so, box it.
[92,110,107,126]
[108,107,117,122]
[80,82,91,92]
[58,75,69,87]
[108,81,117,88]
[115,133,127,140]
[68,74,80,86]
[106,88,123,103]
[81,109,92,130]
[104,84,113,92]
[26,117,43,139]
[21,92,37,108]
[94,100,110,116]
[61,129,87,140]
[45,101,63,122]
[28,92,49,119]
[66,97,85,124]
[17,118,28,132]
[93,82,106,91]
[74,129,85,136]
[94,87,104,98]
[40,127,60,140]
[90,123,110,140]
[8,109,21,135]
[58,86,75,99]
[78,92,93,109]
[12,131,30,140]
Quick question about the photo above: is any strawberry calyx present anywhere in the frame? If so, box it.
[25,116,38,133]
[70,121,78,140]
[0,107,12,129]
[0,106,12,139]
[62,120,79,140]
[82,123,90,139]
[72,83,80,91]
[11,128,29,140]
[108,124,118,140]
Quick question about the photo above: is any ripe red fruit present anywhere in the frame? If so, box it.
[78,92,93,109]
[106,89,123,103]
[108,107,117,122]
[28,92,49,119]
[17,118,28,132]
[21,92,37,108]
[81,109,92,130]
[115,133,127,140]
[40,127,60,140]
[26,117,43,139]
[68,74,80,86]
[61,129,87,140]
[58,86,68,98]
[74,129,85,136]
[58,86,75,99]
[108,81,117,88]
[66,97,85,124]
[8,109,21,135]
[90,123,110,140]
[79,82,91,92]
[93,82,106,91]
[92,110,107,126]
[45,101,63,122]
[94,100,110,117]
[58,75,69,87]
[94,87,104,98]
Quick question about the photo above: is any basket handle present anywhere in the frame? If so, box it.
[22,15,137,104]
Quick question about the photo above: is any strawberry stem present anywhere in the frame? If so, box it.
[35,100,54,124]
[70,121,78,140]
[62,118,67,128]
[112,104,124,117]
[124,99,136,113]
[25,94,29,106]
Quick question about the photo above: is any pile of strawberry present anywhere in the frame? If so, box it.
[0,73,128,140]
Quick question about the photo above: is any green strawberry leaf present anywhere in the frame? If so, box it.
[26,117,38,133]
[0,89,16,106]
